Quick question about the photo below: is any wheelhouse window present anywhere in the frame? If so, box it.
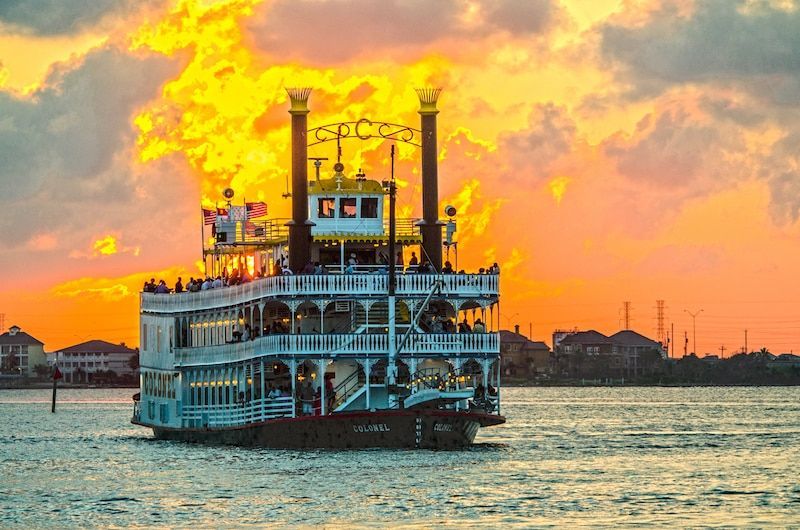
[340,198,357,218]
[318,198,335,218]
[361,198,378,218]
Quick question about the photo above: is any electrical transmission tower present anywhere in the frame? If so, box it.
[621,301,631,329]
[656,300,666,345]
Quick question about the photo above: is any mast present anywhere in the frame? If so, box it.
[386,145,398,406]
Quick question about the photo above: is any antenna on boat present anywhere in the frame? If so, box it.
[282,173,291,198]
[309,157,328,185]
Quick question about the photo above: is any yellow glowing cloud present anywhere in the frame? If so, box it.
[93,235,118,256]
[548,175,571,205]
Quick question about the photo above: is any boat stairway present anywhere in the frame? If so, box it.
[402,388,474,410]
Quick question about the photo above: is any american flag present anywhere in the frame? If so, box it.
[202,208,216,225]
[245,221,265,237]
[246,201,268,219]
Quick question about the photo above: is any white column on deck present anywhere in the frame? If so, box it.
[290,359,297,418]
[319,359,326,415]
[495,357,501,415]
[365,360,371,410]
[259,359,265,419]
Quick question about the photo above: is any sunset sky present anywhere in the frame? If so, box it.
[1,0,799,356]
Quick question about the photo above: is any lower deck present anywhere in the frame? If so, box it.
[139,408,505,449]
[134,354,502,431]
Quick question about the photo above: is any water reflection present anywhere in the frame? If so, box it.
[0,387,798,527]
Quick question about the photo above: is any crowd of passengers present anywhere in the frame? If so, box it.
[143,254,500,294]
[200,313,487,345]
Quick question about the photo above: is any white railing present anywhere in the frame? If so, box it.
[182,396,294,428]
[141,273,499,313]
[174,332,500,366]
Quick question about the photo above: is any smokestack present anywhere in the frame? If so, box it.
[514,324,520,335]
[416,88,443,271]
[286,87,313,272]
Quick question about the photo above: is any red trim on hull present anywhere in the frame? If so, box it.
[135,409,505,449]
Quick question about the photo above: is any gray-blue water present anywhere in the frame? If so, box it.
[1,387,798,527]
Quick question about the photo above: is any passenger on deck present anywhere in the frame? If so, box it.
[313,387,322,415]
[201,278,212,290]
[489,262,500,274]
[472,319,486,333]
[281,265,294,275]
[344,263,354,274]
[396,250,404,267]
[409,252,418,266]
[154,280,170,294]
[475,382,486,400]
[212,276,223,289]
[443,318,455,333]
[268,385,281,399]
[242,324,251,342]
[300,382,314,415]
[301,261,315,274]
[442,261,454,274]
[273,260,282,277]
[458,318,472,333]
[174,277,183,293]
[325,376,335,412]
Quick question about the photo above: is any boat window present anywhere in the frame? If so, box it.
[361,198,378,218]
[318,198,335,218]
[340,198,357,218]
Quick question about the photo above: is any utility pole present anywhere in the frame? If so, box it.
[744,329,748,355]
[684,331,688,357]
[671,322,674,359]
[684,308,703,355]
[719,345,726,359]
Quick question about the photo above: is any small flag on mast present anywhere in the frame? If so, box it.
[246,202,268,219]
[53,366,63,380]
[202,208,216,225]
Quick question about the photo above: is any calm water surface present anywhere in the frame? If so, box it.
[1,387,798,527]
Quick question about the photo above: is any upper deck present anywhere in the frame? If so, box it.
[141,273,499,314]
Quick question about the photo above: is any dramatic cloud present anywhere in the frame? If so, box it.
[601,1,800,105]
[0,46,178,243]
[248,0,554,63]
[0,0,165,36]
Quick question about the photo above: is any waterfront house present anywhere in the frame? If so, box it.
[50,340,138,383]
[499,326,551,377]
[554,329,665,378]
[0,325,47,377]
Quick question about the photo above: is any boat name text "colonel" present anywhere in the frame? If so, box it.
[353,423,391,433]
[433,423,453,432]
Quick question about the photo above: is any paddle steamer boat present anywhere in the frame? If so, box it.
[132,88,505,448]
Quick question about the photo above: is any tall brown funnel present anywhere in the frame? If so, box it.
[286,87,313,272]
[416,88,443,271]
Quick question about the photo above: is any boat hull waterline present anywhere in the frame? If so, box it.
[137,409,505,449]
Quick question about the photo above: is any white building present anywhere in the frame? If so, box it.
[50,340,138,383]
